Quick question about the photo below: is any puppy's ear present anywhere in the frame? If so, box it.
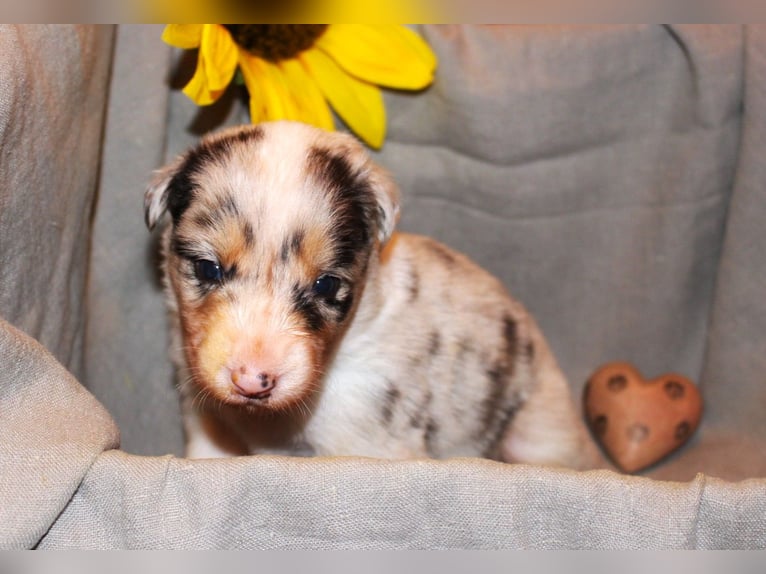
[368,163,400,244]
[330,130,400,244]
[144,157,183,230]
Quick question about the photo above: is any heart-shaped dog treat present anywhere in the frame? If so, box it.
[583,362,703,473]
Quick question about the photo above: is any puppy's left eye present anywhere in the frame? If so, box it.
[312,274,341,299]
[194,259,224,284]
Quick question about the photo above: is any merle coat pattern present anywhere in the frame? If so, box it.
[145,121,598,468]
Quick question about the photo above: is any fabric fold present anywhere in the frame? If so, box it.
[38,452,766,549]
[0,318,120,549]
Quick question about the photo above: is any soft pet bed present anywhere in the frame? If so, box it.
[1,24,765,549]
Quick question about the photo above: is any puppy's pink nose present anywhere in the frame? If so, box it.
[231,367,277,399]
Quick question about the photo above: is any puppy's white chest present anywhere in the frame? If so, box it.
[303,352,413,458]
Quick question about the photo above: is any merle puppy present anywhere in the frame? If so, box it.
[144,121,597,468]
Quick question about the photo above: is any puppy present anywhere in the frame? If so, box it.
[145,120,598,468]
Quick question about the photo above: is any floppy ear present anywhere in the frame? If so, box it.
[367,162,401,244]
[331,129,400,245]
[144,157,183,230]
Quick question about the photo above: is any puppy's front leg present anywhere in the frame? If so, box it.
[182,396,249,459]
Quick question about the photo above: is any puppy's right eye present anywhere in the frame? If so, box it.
[194,259,223,284]
[312,274,341,299]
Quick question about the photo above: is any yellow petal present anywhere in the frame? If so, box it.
[162,24,203,49]
[199,25,238,93]
[182,25,238,106]
[239,54,291,122]
[280,58,335,131]
[393,25,438,70]
[182,58,216,105]
[302,48,386,149]
[239,54,334,132]
[315,25,436,91]
[240,70,269,125]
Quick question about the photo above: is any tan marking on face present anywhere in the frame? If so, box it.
[216,217,252,275]
[187,300,231,397]
[176,281,325,409]
[293,227,330,277]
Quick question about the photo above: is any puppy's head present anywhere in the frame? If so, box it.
[145,121,399,411]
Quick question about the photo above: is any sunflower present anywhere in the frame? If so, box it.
[163,24,437,149]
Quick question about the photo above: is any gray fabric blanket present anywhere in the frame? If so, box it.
[1,24,765,549]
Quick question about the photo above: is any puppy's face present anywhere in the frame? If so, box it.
[145,121,399,411]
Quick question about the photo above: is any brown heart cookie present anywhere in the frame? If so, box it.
[583,362,703,473]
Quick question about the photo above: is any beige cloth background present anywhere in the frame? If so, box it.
[1,24,765,549]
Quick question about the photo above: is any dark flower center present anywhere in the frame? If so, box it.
[224,25,329,62]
